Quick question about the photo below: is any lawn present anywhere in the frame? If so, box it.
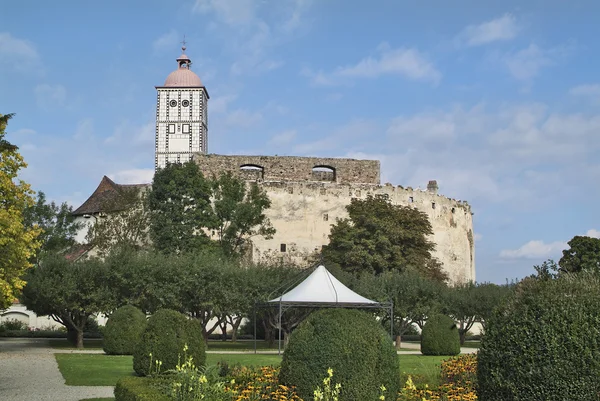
[56,352,446,388]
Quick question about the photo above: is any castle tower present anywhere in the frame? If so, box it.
[155,44,209,170]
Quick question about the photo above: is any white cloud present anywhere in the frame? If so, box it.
[153,30,179,53]
[502,43,571,86]
[457,13,518,47]
[193,0,256,26]
[109,169,154,184]
[474,233,483,242]
[0,32,40,72]
[570,84,600,98]
[337,45,441,83]
[34,84,67,110]
[586,229,600,239]
[105,120,154,145]
[73,119,94,141]
[500,240,567,259]
[268,130,296,146]
[306,44,441,86]
[224,109,263,128]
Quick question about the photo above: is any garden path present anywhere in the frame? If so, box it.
[0,338,114,401]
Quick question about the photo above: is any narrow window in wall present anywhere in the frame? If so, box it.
[409,196,414,203]
[182,124,190,133]
[432,202,436,209]
[323,214,329,221]
[451,207,456,214]
[280,243,287,252]
[168,124,175,134]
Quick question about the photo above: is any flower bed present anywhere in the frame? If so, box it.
[399,354,477,401]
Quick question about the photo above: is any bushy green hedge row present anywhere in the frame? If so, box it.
[133,309,205,376]
[0,330,102,338]
[114,376,170,401]
[478,273,600,400]
[103,305,147,355]
[280,308,400,401]
[420,314,460,356]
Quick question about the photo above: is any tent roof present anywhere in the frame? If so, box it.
[268,265,378,305]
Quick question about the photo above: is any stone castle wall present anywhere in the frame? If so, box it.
[194,154,381,184]
[194,154,475,284]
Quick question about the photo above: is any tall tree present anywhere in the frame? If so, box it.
[23,191,82,262]
[148,161,214,254]
[20,255,114,348]
[211,172,275,256]
[86,187,151,256]
[0,113,41,309]
[323,194,446,281]
[559,235,600,274]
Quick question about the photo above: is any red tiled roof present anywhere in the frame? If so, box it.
[71,176,149,216]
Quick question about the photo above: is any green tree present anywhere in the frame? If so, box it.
[323,195,446,281]
[558,235,600,274]
[211,172,275,256]
[148,161,214,254]
[0,113,41,309]
[85,187,151,256]
[23,191,82,262]
[20,255,114,348]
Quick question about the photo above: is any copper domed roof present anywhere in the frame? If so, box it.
[164,68,203,87]
[162,45,204,87]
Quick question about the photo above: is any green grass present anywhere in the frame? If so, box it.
[206,340,277,350]
[463,340,481,348]
[398,354,447,387]
[48,338,104,349]
[57,353,448,388]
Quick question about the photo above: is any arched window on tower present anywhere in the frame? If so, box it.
[240,164,264,181]
[312,165,336,182]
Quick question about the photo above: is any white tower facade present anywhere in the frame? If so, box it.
[155,46,209,170]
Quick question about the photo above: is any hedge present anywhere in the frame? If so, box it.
[114,376,170,401]
[279,308,400,401]
[133,309,205,376]
[420,314,460,356]
[478,273,600,400]
[103,305,147,355]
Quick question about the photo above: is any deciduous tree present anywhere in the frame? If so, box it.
[559,235,600,274]
[323,195,446,281]
[20,255,114,348]
[0,113,41,309]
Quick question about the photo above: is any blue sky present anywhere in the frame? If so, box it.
[2,0,600,283]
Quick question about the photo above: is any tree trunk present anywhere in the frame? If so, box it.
[459,330,466,346]
[218,320,228,341]
[75,328,84,349]
[66,326,77,346]
[395,335,402,350]
[231,318,242,343]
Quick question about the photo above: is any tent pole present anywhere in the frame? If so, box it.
[253,303,257,355]
[278,301,282,356]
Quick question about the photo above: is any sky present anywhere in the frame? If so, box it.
[2,0,600,284]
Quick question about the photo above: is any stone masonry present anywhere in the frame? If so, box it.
[194,153,475,284]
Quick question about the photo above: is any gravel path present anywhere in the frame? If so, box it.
[0,338,114,401]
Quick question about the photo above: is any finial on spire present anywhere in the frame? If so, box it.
[181,35,187,52]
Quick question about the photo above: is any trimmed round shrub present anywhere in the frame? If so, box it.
[279,309,400,401]
[478,274,600,400]
[133,309,205,376]
[420,314,460,356]
[103,305,147,355]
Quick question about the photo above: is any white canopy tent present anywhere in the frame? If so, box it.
[253,265,393,354]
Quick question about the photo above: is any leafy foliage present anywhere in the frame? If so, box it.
[279,308,400,401]
[148,162,214,254]
[23,191,82,262]
[103,304,147,355]
[420,314,460,356]
[477,272,600,400]
[323,195,446,280]
[558,235,600,274]
[114,376,171,401]
[133,309,206,377]
[20,254,114,348]
[0,113,41,308]
[211,172,275,256]
[86,187,151,257]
